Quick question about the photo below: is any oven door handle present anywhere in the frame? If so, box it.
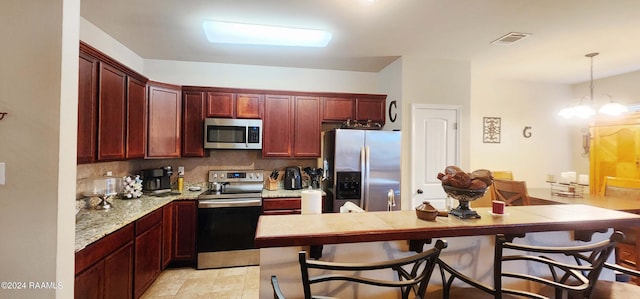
[198,199,262,208]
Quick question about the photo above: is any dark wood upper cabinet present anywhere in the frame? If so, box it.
[182,91,206,157]
[126,77,147,159]
[206,92,234,118]
[322,97,355,122]
[147,82,181,158]
[236,93,263,119]
[77,52,99,164]
[356,97,386,123]
[97,62,127,161]
[294,96,321,157]
[263,95,293,157]
[78,42,148,163]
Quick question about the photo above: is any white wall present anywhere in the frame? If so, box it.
[80,17,144,74]
[470,76,575,187]
[377,58,403,131]
[0,1,77,298]
[143,59,380,94]
[400,55,471,210]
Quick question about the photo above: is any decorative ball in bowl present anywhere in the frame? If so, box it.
[415,201,438,221]
[442,184,487,202]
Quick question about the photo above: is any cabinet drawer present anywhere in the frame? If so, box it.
[263,198,301,211]
[136,208,163,235]
[75,223,134,275]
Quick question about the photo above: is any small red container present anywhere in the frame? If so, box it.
[492,200,505,214]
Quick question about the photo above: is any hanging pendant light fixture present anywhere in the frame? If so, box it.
[559,52,628,119]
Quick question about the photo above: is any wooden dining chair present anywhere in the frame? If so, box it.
[492,179,530,206]
[271,240,447,299]
[434,231,628,299]
[473,170,514,207]
[601,176,640,279]
[490,171,514,201]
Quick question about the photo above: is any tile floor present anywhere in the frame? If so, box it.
[141,266,260,299]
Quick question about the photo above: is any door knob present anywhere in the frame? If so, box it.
[417,189,423,194]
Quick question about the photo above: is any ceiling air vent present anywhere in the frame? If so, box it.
[491,32,531,45]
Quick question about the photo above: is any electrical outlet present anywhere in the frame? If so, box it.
[178,166,185,175]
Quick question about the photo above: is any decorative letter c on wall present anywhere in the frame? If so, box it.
[388,100,397,123]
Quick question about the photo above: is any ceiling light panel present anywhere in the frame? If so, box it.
[202,20,332,47]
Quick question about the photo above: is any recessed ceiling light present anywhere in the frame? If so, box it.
[202,20,332,47]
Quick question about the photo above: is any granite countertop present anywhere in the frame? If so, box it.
[261,188,326,198]
[75,189,201,252]
[76,185,326,253]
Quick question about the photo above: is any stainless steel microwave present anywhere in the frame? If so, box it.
[204,118,262,150]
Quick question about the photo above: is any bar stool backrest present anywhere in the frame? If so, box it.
[299,240,447,299]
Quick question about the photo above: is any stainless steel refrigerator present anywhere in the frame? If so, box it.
[323,129,401,212]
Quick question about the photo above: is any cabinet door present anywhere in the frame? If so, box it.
[207,92,235,118]
[173,201,197,261]
[263,95,293,157]
[147,83,181,158]
[322,97,355,121]
[355,98,385,123]
[134,223,162,298]
[162,203,174,269]
[590,124,640,193]
[294,96,321,157]
[104,241,133,299]
[77,53,99,164]
[182,91,206,157]
[236,93,263,119]
[75,261,105,299]
[126,77,147,159]
[97,62,127,161]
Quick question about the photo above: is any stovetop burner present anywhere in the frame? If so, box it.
[198,169,264,200]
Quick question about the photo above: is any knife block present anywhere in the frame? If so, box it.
[266,178,279,191]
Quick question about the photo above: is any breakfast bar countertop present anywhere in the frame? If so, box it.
[255,204,640,248]
[75,190,201,252]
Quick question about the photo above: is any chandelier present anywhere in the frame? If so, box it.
[558,52,628,119]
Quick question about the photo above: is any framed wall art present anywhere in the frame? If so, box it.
[483,117,501,143]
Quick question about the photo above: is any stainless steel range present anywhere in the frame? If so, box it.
[197,169,263,269]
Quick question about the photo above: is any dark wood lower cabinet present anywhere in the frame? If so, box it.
[75,201,197,298]
[134,209,163,298]
[75,223,134,299]
[172,201,197,261]
[104,242,134,299]
[75,261,104,299]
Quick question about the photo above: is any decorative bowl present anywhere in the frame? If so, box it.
[415,201,438,221]
[442,184,487,202]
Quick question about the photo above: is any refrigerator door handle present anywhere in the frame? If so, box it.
[360,146,366,210]
[364,146,371,211]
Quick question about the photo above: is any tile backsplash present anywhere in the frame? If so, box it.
[76,150,318,199]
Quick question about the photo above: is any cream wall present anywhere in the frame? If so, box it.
[399,55,471,210]
[377,58,403,131]
[143,59,380,94]
[80,17,144,74]
[0,1,77,298]
[469,76,576,187]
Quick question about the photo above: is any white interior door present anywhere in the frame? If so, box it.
[411,104,459,209]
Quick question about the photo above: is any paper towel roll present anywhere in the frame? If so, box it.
[301,190,322,214]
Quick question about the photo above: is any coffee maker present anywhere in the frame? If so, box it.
[141,166,172,193]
